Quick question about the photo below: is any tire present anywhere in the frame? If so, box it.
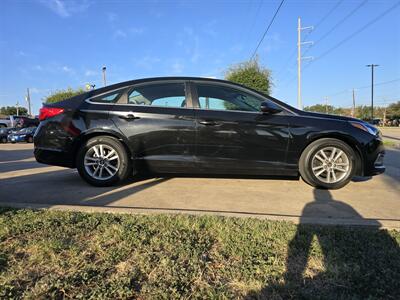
[1,137,6,143]
[27,136,33,143]
[299,138,356,189]
[77,136,132,187]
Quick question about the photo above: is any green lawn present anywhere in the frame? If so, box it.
[0,208,399,299]
[383,140,399,148]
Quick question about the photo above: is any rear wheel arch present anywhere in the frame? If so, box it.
[72,131,132,167]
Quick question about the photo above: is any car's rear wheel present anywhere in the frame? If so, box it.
[77,136,132,187]
[299,138,356,189]
[27,136,33,143]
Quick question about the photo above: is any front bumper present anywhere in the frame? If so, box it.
[362,138,385,176]
[367,152,385,175]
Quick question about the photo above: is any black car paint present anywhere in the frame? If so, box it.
[34,77,385,178]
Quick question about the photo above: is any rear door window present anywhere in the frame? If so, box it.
[128,83,187,108]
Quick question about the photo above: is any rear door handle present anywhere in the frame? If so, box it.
[199,120,218,126]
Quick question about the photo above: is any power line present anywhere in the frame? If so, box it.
[303,1,400,71]
[328,79,400,98]
[241,0,265,49]
[303,0,344,41]
[250,0,286,60]
[275,0,343,79]
[303,0,368,56]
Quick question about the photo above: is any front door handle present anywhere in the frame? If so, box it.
[119,112,140,120]
[199,120,218,126]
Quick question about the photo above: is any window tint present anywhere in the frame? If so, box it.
[128,83,186,108]
[91,91,121,103]
[196,84,263,112]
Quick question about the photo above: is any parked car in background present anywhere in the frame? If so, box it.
[14,116,39,128]
[8,127,37,143]
[0,127,17,143]
[34,77,385,189]
[0,115,18,127]
[0,115,39,128]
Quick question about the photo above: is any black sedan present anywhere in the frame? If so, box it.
[8,127,37,143]
[34,77,384,189]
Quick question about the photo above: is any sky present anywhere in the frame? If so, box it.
[0,0,399,115]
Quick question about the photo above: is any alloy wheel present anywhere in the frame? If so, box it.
[84,144,120,181]
[311,146,350,184]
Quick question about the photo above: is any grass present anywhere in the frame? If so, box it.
[383,140,399,148]
[0,208,399,299]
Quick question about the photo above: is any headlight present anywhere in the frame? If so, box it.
[349,121,377,136]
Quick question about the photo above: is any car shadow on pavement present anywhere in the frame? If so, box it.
[245,189,400,299]
[0,148,34,162]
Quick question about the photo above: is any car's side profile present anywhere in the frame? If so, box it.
[34,77,385,189]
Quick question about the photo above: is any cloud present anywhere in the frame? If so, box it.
[107,12,117,23]
[180,27,201,63]
[38,0,91,18]
[85,69,98,77]
[113,29,127,39]
[33,65,43,71]
[130,27,144,35]
[261,33,284,54]
[113,27,144,39]
[17,51,28,57]
[171,62,184,74]
[61,65,75,74]
[134,56,161,70]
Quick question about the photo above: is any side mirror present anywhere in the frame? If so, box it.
[260,101,282,114]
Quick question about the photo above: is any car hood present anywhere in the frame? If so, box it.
[299,110,361,122]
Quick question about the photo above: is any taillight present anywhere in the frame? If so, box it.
[39,107,65,121]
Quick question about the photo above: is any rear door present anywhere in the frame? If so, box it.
[110,80,197,173]
[191,82,291,175]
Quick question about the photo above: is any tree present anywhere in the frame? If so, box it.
[304,104,335,114]
[387,101,400,118]
[225,58,272,95]
[44,88,85,104]
[0,106,28,116]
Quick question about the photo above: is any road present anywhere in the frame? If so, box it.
[1,138,399,228]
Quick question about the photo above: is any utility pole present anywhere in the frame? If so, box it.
[366,64,379,120]
[25,88,32,117]
[102,66,107,87]
[297,17,313,110]
[325,96,329,113]
[383,99,387,125]
[352,88,356,117]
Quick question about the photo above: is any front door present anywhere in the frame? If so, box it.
[191,82,291,175]
[110,81,196,173]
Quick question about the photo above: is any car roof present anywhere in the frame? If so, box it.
[86,76,297,113]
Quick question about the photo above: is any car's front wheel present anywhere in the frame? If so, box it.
[77,136,132,187]
[299,138,356,189]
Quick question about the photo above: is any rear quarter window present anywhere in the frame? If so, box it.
[90,91,122,103]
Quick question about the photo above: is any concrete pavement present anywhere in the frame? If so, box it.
[0,141,399,228]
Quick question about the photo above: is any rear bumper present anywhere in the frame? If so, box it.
[34,147,74,168]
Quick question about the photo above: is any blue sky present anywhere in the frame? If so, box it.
[0,0,399,114]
